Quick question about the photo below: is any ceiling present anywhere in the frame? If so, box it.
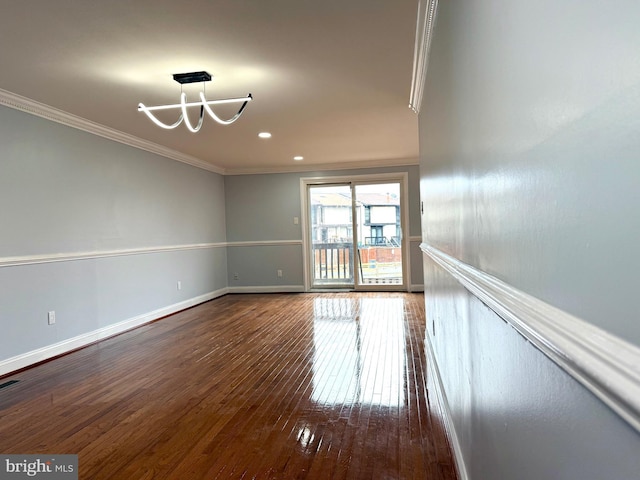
[0,0,419,174]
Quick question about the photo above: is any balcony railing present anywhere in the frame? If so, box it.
[363,236,401,247]
[312,242,353,282]
[312,242,403,286]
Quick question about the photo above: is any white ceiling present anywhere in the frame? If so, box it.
[0,0,419,174]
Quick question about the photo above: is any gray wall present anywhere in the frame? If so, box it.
[0,105,228,363]
[0,101,422,368]
[224,166,422,289]
[420,1,640,478]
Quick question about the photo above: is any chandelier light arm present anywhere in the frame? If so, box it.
[180,92,205,133]
[200,93,253,125]
[137,103,184,129]
[138,96,252,112]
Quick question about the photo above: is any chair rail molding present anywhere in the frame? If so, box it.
[421,242,640,433]
[0,243,227,268]
[226,240,303,247]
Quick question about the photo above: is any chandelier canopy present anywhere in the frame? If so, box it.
[137,71,252,133]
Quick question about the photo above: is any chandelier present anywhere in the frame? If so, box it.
[137,71,252,132]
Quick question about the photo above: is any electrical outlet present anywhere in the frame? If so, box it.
[293,217,299,225]
[277,269,283,278]
[233,273,239,280]
[177,281,182,290]
[48,311,56,325]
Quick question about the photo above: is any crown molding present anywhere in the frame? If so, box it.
[409,0,439,113]
[0,87,417,177]
[0,87,225,175]
[223,157,419,175]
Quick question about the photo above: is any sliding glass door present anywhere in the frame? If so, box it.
[305,176,406,291]
[353,182,403,288]
[308,184,354,288]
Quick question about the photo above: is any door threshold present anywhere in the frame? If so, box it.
[309,288,354,293]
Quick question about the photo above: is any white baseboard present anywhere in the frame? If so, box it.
[0,288,229,377]
[424,333,469,480]
[227,285,305,294]
[228,285,420,294]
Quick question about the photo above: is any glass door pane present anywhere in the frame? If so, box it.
[308,184,354,288]
[354,182,404,288]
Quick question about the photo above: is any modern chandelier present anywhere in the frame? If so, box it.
[137,71,252,132]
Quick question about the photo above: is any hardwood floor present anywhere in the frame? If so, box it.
[0,293,456,479]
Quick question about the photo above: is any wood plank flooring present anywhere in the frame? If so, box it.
[0,293,456,479]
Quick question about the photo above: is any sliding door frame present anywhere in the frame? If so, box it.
[307,182,355,289]
[300,172,410,292]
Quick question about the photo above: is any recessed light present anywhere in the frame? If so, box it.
[293,156,304,161]
[258,132,272,139]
